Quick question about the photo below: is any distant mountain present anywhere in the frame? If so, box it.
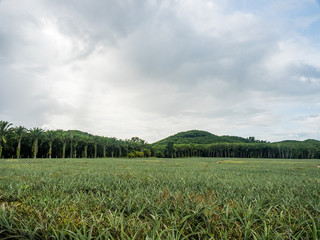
[303,139,320,145]
[276,139,320,145]
[153,130,251,145]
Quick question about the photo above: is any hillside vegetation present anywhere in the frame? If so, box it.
[152,130,320,159]
[153,130,260,145]
[1,120,320,159]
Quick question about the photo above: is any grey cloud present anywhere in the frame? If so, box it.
[0,0,320,142]
[114,8,281,107]
[0,0,156,64]
[0,69,49,128]
[42,0,158,52]
[292,63,320,79]
[267,63,320,96]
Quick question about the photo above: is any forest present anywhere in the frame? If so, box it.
[1,120,320,159]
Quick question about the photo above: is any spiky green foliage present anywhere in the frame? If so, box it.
[79,134,93,158]
[29,128,44,159]
[99,137,109,158]
[0,158,319,239]
[13,126,27,159]
[44,130,57,158]
[0,120,13,158]
[56,130,70,159]
[71,134,81,158]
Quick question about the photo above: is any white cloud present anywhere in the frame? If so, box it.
[0,0,320,142]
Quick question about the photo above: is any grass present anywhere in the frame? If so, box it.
[0,157,319,239]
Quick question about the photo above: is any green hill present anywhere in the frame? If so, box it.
[153,130,250,145]
[303,139,320,145]
[276,139,320,146]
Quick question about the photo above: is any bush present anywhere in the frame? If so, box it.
[135,151,144,158]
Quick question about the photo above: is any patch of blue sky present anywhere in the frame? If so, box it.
[300,18,320,42]
[226,0,320,30]
[228,0,320,15]
[224,0,320,47]
[226,0,270,13]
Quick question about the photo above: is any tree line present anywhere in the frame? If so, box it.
[0,120,151,159]
[1,120,319,159]
[153,142,320,159]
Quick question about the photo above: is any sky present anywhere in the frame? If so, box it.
[1,0,320,143]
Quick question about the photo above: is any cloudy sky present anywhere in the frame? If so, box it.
[1,0,320,143]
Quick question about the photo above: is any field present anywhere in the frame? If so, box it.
[0,158,319,239]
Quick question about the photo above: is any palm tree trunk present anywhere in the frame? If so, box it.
[119,147,122,158]
[48,142,52,158]
[94,144,97,158]
[70,141,73,158]
[84,145,88,158]
[16,139,21,158]
[62,143,66,158]
[103,146,106,158]
[33,139,38,158]
[74,144,77,158]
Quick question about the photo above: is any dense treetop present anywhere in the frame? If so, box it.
[153,130,265,146]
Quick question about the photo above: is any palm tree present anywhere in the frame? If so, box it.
[13,126,27,158]
[0,120,13,158]
[100,137,109,158]
[109,138,117,158]
[80,135,92,158]
[56,130,69,158]
[44,130,56,158]
[29,127,44,158]
[69,132,73,158]
[61,133,68,158]
[93,136,100,158]
[72,135,81,158]
[117,140,126,158]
